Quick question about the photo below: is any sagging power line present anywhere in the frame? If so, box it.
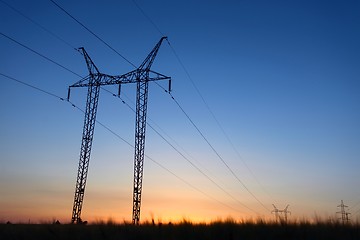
[47,0,263,216]
[0,0,78,51]
[3,0,273,221]
[3,47,255,221]
[105,88,259,215]
[50,0,136,68]
[1,71,247,220]
[130,0,272,213]
[1,25,257,221]
[0,32,82,78]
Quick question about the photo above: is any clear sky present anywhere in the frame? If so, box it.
[0,0,359,223]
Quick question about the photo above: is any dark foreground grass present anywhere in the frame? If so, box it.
[1,221,359,240]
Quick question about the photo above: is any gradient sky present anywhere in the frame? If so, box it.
[1,0,359,223]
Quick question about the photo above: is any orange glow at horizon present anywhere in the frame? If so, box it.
[1,191,255,224]
[0,168,334,224]
[1,196,330,224]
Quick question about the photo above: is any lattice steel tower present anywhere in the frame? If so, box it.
[272,204,291,223]
[130,37,171,224]
[337,200,351,224]
[68,37,170,224]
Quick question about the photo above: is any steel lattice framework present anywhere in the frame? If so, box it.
[68,37,170,224]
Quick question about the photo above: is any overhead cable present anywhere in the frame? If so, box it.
[1,72,246,215]
[168,90,271,212]
[102,88,259,214]
[131,0,164,37]
[131,0,272,213]
[50,0,137,68]
[0,0,78,51]
[0,32,82,78]
[3,2,263,213]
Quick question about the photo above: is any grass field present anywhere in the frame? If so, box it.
[1,219,359,240]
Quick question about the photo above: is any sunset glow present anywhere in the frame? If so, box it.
[1,0,359,224]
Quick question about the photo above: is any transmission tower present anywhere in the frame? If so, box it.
[271,204,280,222]
[128,37,170,224]
[283,204,291,223]
[272,204,291,223]
[68,37,170,224]
[68,47,106,224]
[337,200,351,224]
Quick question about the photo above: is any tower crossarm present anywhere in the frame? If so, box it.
[79,47,100,75]
[70,37,169,90]
[109,69,170,85]
[68,70,170,88]
[139,36,167,71]
[284,205,290,213]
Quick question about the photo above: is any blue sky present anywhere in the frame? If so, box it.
[0,0,359,223]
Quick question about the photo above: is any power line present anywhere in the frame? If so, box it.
[1,4,257,214]
[40,1,238,211]
[130,0,272,213]
[3,1,264,215]
[147,115,259,214]
[154,82,269,212]
[166,42,274,210]
[50,0,137,68]
[154,82,269,213]
[71,94,250,216]
[1,72,246,216]
[106,85,230,189]
[349,200,360,211]
[107,86,199,169]
[153,69,272,214]
[131,0,164,37]
[0,0,78,51]
[1,72,65,101]
[0,32,82,78]
[145,155,246,215]
[353,208,360,215]
[168,91,270,212]
[102,88,259,214]
[4,0,133,76]
[1,27,251,214]
[164,47,277,203]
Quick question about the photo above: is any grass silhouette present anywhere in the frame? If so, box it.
[1,218,359,240]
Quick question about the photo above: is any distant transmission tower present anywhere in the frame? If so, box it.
[283,205,291,223]
[337,200,351,224]
[68,37,170,224]
[271,204,280,222]
[272,204,291,223]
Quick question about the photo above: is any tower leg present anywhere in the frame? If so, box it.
[132,79,149,225]
[71,84,100,223]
